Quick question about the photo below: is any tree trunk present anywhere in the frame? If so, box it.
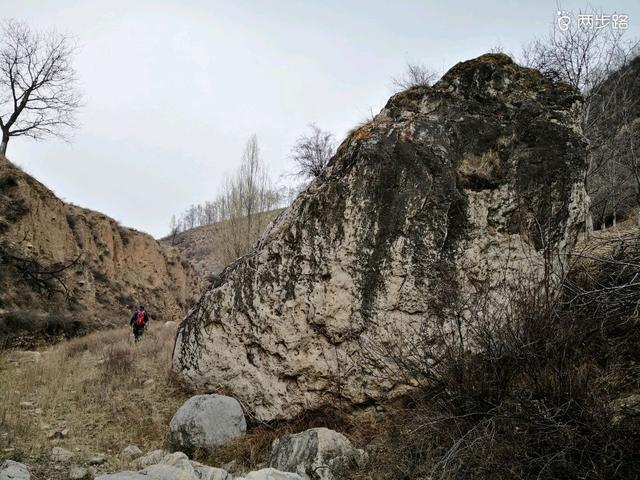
[0,131,8,156]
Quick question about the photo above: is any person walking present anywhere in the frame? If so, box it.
[130,304,149,343]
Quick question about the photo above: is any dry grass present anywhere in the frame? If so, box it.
[0,325,191,477]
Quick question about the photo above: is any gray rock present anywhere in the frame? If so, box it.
[95,473,145,480]
[88,454,107,465]
[131,449,167,469]
[245,469,304,480]
[139,464,195,480]
[191,463,232,480]
[172,54,588,422]
[69,465,91,479]
[120,445,143,460]
[0,460,30,480]
[51,446,75,462]
[270,428,364,479]
[168,395,246,451]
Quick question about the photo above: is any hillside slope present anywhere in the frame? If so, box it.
[0,154,202,346]
[161,209,283,277]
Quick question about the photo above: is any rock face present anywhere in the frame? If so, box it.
[95,451,231,480]
[270,428,364,480]
[0,153,201,347]
[173,54,588,421]
[242,469,303,480]
[168,395,247,452]
[0,460,30,480]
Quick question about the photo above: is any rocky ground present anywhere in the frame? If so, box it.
[0,323,378,480]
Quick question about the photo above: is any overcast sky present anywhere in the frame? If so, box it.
[3,0,639,238]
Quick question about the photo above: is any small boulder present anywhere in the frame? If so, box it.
[168,395,246,452]
[69,465,91,479]
[245,468,304,480]
[51,446,75,462]
[88,454,107,465]
[131,449,167,469]
[270,428,364,480]
[120,445,143,460]
[95,473,145,480]
[0,460,30,480]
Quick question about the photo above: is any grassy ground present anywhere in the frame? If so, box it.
[0,324,191,478]
[0,324,380,479]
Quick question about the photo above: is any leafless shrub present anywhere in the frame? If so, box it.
[291,124,335,178]
[392,62,439,91]
[348,241,640,479]
[100,344,134,378]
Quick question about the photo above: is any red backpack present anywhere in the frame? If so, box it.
[135,311,146,327]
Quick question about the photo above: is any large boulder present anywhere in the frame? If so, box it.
[168,395,246,452]
[173,53,588,421]
[0,460,30,480]
[270,428,364,480]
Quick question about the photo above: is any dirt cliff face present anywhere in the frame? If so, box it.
[173,54,588,421]
[0,154,202,346]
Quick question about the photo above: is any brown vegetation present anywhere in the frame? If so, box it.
[0,325,191,478]
[345,227,640,480]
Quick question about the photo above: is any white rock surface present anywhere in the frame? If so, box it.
[0,460,30,480]
[95,473,144,480]
[270,428,364,480]
[95,450,231,480]
[89,454,107,465]
[244,469,304,480]
[168,395,246,451]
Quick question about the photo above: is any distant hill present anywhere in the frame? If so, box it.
[0,154,203,347]
[160,209,284,277]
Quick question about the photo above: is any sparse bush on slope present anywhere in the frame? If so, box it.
[348,231,640,480]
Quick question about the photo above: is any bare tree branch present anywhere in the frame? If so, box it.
[291,124,335,178]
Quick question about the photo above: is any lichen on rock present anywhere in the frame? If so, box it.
[172,54,588,421]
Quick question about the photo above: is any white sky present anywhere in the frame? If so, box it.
[3,0,639,238]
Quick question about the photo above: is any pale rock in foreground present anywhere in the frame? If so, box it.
[0,460,30,480]
[270,428,364,480]
[168,395,246,452]
[131,449,168,469]
[120,445,143,460]
[242,468,304,480]
[95,451,231,480]
[69,465,91,479]
[173,53,588,421]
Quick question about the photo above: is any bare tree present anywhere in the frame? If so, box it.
[392,62,439,91]
[521,11,638,233]
[0,20,81,155]
[291,124,335,178]
[168,214,181,245]
[217,135,281,265]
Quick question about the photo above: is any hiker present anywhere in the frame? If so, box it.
[130,304,149,343]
